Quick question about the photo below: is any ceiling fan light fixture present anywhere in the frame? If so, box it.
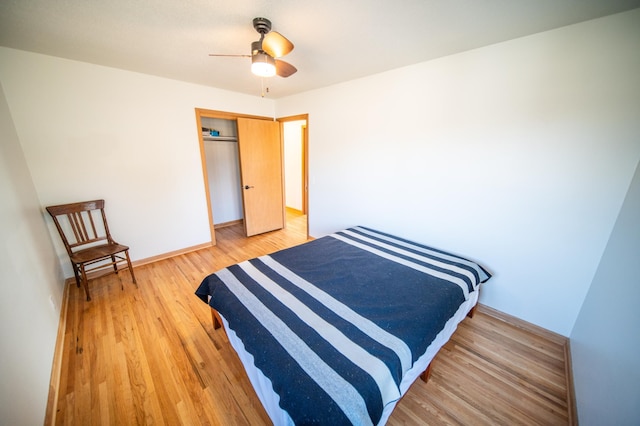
[251,52,276,77]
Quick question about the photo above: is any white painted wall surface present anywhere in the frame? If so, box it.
[0,47,275,277]
[0,86,64,424]
[283,120,305,211]
[570,159,640,424]
[276,9,640,336]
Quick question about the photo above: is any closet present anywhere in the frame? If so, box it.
[197,109,308,244]
[200,117,243,228]
[196,109,289,244]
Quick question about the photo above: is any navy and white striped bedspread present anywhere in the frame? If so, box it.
[195,226,491,425]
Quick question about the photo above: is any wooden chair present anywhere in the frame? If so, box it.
[46,199,136,301]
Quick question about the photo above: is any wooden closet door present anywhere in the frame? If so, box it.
[237,117,285,236]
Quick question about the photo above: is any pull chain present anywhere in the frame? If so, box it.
[260,78,270,98]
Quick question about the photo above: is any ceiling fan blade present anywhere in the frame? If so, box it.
[275,59,297,78]
[209,54,251,57]
[262,31,294,58]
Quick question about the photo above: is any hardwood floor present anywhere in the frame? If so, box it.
[50,213,571,425]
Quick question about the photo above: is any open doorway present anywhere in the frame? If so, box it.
[279,114,309,238]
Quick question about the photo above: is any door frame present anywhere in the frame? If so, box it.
[277,114,309,239]
[195,108,276,245]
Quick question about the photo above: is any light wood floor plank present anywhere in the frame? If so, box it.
[51,212,571,425]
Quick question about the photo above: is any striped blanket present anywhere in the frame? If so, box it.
[195,226,491,425]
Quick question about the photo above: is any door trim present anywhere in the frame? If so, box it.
[277,114,309,239]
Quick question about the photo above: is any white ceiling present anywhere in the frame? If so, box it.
[1,0,639,98]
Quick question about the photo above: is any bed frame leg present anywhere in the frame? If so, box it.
[467,304,477,319]
[420,363,433,383]
[211,308,221,330]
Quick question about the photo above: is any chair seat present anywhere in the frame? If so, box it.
[70,243,130,264]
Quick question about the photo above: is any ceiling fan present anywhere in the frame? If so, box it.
[209,17,297,78]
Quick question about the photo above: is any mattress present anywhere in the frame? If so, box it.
[195,226,491,425]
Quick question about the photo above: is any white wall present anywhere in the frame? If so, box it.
[570,159,640,424]
[0,47,275,277]
[277,9,640,336]
[283,120,305,211]
[0,85,64,424]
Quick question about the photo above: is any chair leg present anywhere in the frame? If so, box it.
[72,263,81,288]
[111,255,119,274]
[125,250,137,286]
[79,265,91,301]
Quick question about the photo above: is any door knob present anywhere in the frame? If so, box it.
[244,185,254,190]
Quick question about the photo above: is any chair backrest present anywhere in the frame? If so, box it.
[46,199,114,256]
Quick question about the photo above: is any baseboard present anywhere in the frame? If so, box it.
[477,304,577,425]
[477,303,567,345]
[564,340,578,425]
[62,242,214,287]
[214,219,243,229]
[44,280,70,425]
[286,207,303,215]
[131,242,213,268]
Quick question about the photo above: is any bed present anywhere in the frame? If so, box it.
[195,226,491,425]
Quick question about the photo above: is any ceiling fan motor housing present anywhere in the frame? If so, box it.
[251,40,264,55]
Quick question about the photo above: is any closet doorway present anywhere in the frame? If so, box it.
[195,109,308,244]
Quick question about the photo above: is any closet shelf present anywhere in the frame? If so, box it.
[203,136,238,142]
